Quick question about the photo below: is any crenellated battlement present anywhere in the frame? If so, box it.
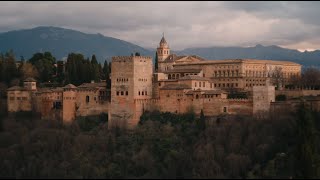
[112,56,152,62]
[228,98,251,102]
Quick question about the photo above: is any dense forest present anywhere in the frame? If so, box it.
[0,102,320,178]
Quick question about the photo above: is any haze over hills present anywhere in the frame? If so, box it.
[0,26,153,62]
[0,26,319,66]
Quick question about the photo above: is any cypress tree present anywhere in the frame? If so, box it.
[197,109,206,131]
[155,52,158,72]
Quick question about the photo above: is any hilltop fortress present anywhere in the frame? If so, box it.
[7,35,304,128]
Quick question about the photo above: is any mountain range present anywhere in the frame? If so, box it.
[0,26,319,66]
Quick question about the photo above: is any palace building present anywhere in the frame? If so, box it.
[7,34,302,129]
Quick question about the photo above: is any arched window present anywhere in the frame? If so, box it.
[168,74,171,79]
[86,96,90,103]
[172,74,175,79]
[196,94,199,99]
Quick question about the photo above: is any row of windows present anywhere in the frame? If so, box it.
[213,70,239,77]
[159,50,169,55]
[185,73,197,76]
[64,97,76,100]
[215,83,239,88]
[246,84,265,87]
[168,73,199,80]
[216,78,239,82]
[245,71,299,78]
[85,96,97,103]
[117,78,128,82]
[195,82,206,88]
[168,74,180,79]
[138,78,147,82]
[9,97,28,101]
[138,91,148,96]
[116,91,129,96]
[246,79,265,82]
[214,65,239,69]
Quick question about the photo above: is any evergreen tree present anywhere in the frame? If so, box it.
[155,52,158,72]
[294,102,320,178]
[197,109,206,131]
[90,55,100,82]
[103,60,111,89]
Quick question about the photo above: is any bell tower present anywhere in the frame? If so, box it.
[157,33,170,62]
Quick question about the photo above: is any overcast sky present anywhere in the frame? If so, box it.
[1,1,320,51]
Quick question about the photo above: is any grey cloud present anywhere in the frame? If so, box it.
[0,1,320,51]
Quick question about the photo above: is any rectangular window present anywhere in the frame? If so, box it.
[145,91,147,96]
[116,91,119,96]
[203,82,205,87]
[121,91,124,95]
[223,107,227,113]
[10,97,14,101]
[195,82,197,87]
[126,91,128,96]
[17,97,21,100]
[199,82,201,87]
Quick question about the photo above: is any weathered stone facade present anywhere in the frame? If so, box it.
[7,78,109,124]
[7,35,304,129]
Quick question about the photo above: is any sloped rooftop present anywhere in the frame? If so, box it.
[63,84,77,89]
[7,86,27,91]
[24,77,37,82]
[179,75,211,81]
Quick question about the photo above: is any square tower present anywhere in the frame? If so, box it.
[109,55,153,129]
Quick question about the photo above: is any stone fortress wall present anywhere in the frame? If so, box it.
[7,34,312,129]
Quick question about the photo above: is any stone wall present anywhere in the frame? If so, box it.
[7,90,32,112]
[276,90,320,99]
[253,86,275,114]
[62,89,77,124]
[109,56,153,129]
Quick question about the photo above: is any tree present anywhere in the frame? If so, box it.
[155,52,158,72]
[103,60,111,89]
[2,50,19,85]
[197,109,206,131]
[301,67,320,90]
[28,52,56,83]
[20,63,39,80]
[269,66,284,90]
[90,55,100,82]
[294,102,320,178]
